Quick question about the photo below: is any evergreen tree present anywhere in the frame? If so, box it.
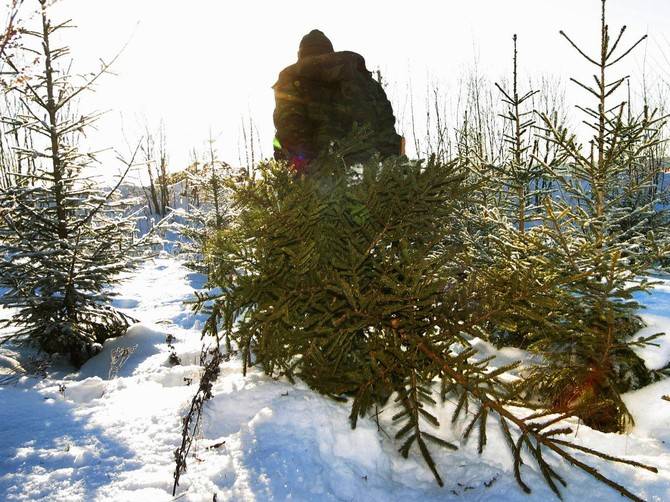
[179,0,666,496]
[527,0,670,431]
[493,34,551,233]
[196,150,657,500]
[172,135,232,275]
[0,1,144,366]
[468,35,567,350]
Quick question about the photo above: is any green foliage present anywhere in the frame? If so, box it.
[207,153,471,390]
[457,1,670,433]
[0,2,143,365]
[197,152,657,499]
[182,1,668,497]
[172,140,233,276]
[202,153,487,483]
[524,0,670,431]
[490,34,548,232]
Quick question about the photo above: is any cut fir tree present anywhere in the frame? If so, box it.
[193,148,657,501]
[0,0,144,366]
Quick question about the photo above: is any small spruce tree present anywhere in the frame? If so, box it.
[528,0,669,431]
[493,34,549,233]
[0,1,143,365]
[172,134,232,274]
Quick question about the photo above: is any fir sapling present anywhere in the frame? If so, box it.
[529,0,669,431]
[193,150,658,500]
[0,0,148,366]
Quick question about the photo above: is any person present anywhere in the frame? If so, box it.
[272,29,403,173]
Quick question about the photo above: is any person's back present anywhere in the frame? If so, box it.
[273,30,402,172]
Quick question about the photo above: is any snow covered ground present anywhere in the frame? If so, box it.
[1,257,669,501]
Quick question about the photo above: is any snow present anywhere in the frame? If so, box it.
[624,380,670,443]
[77,324,168,380]
[633,274,670,370]
[0,353,25,375]
[1,256,670,501]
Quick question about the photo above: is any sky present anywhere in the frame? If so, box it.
[8,0,670,175]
